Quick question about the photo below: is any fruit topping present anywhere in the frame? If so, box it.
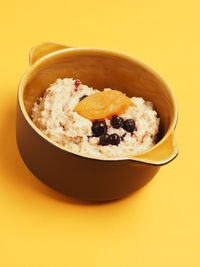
[79,95,88,101]
[123,119,135,133]
[74,80,81,91]
[110,133,120,146]
[121,133,126,141]
[99,134,111,146]
[111,115,124,129]
[74,90,130,120]
[91,120,108,137]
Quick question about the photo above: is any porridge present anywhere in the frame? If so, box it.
[31,78,160,158]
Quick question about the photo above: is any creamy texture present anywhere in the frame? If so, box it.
[31,78,160,158]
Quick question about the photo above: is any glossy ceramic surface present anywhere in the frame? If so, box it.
[16,42,178,201]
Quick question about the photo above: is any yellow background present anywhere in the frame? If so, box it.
[0,0,199,266]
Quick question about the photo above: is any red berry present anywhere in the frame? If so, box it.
[74,80,81,91]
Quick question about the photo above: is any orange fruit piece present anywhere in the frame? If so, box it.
[74,90,130,120]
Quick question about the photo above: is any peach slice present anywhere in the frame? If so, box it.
[74,90,130,120]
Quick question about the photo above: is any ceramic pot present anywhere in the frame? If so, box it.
[16,42,178,201]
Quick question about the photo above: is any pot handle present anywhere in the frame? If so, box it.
[131,131,178,165]
[29,41,71,65]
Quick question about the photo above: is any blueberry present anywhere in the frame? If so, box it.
[92,120,108,137]
[110,133,120,146]
[79,95,88,101]
[99,134,111,146]
[111,115,124,129]
[123,119,135,133]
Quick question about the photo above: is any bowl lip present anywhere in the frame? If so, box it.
[18,46,178,165]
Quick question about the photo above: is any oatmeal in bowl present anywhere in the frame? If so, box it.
[31,78,160,158]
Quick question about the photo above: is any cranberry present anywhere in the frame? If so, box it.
[74,80,81,91]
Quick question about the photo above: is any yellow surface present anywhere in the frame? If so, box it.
[0,0,199,266]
